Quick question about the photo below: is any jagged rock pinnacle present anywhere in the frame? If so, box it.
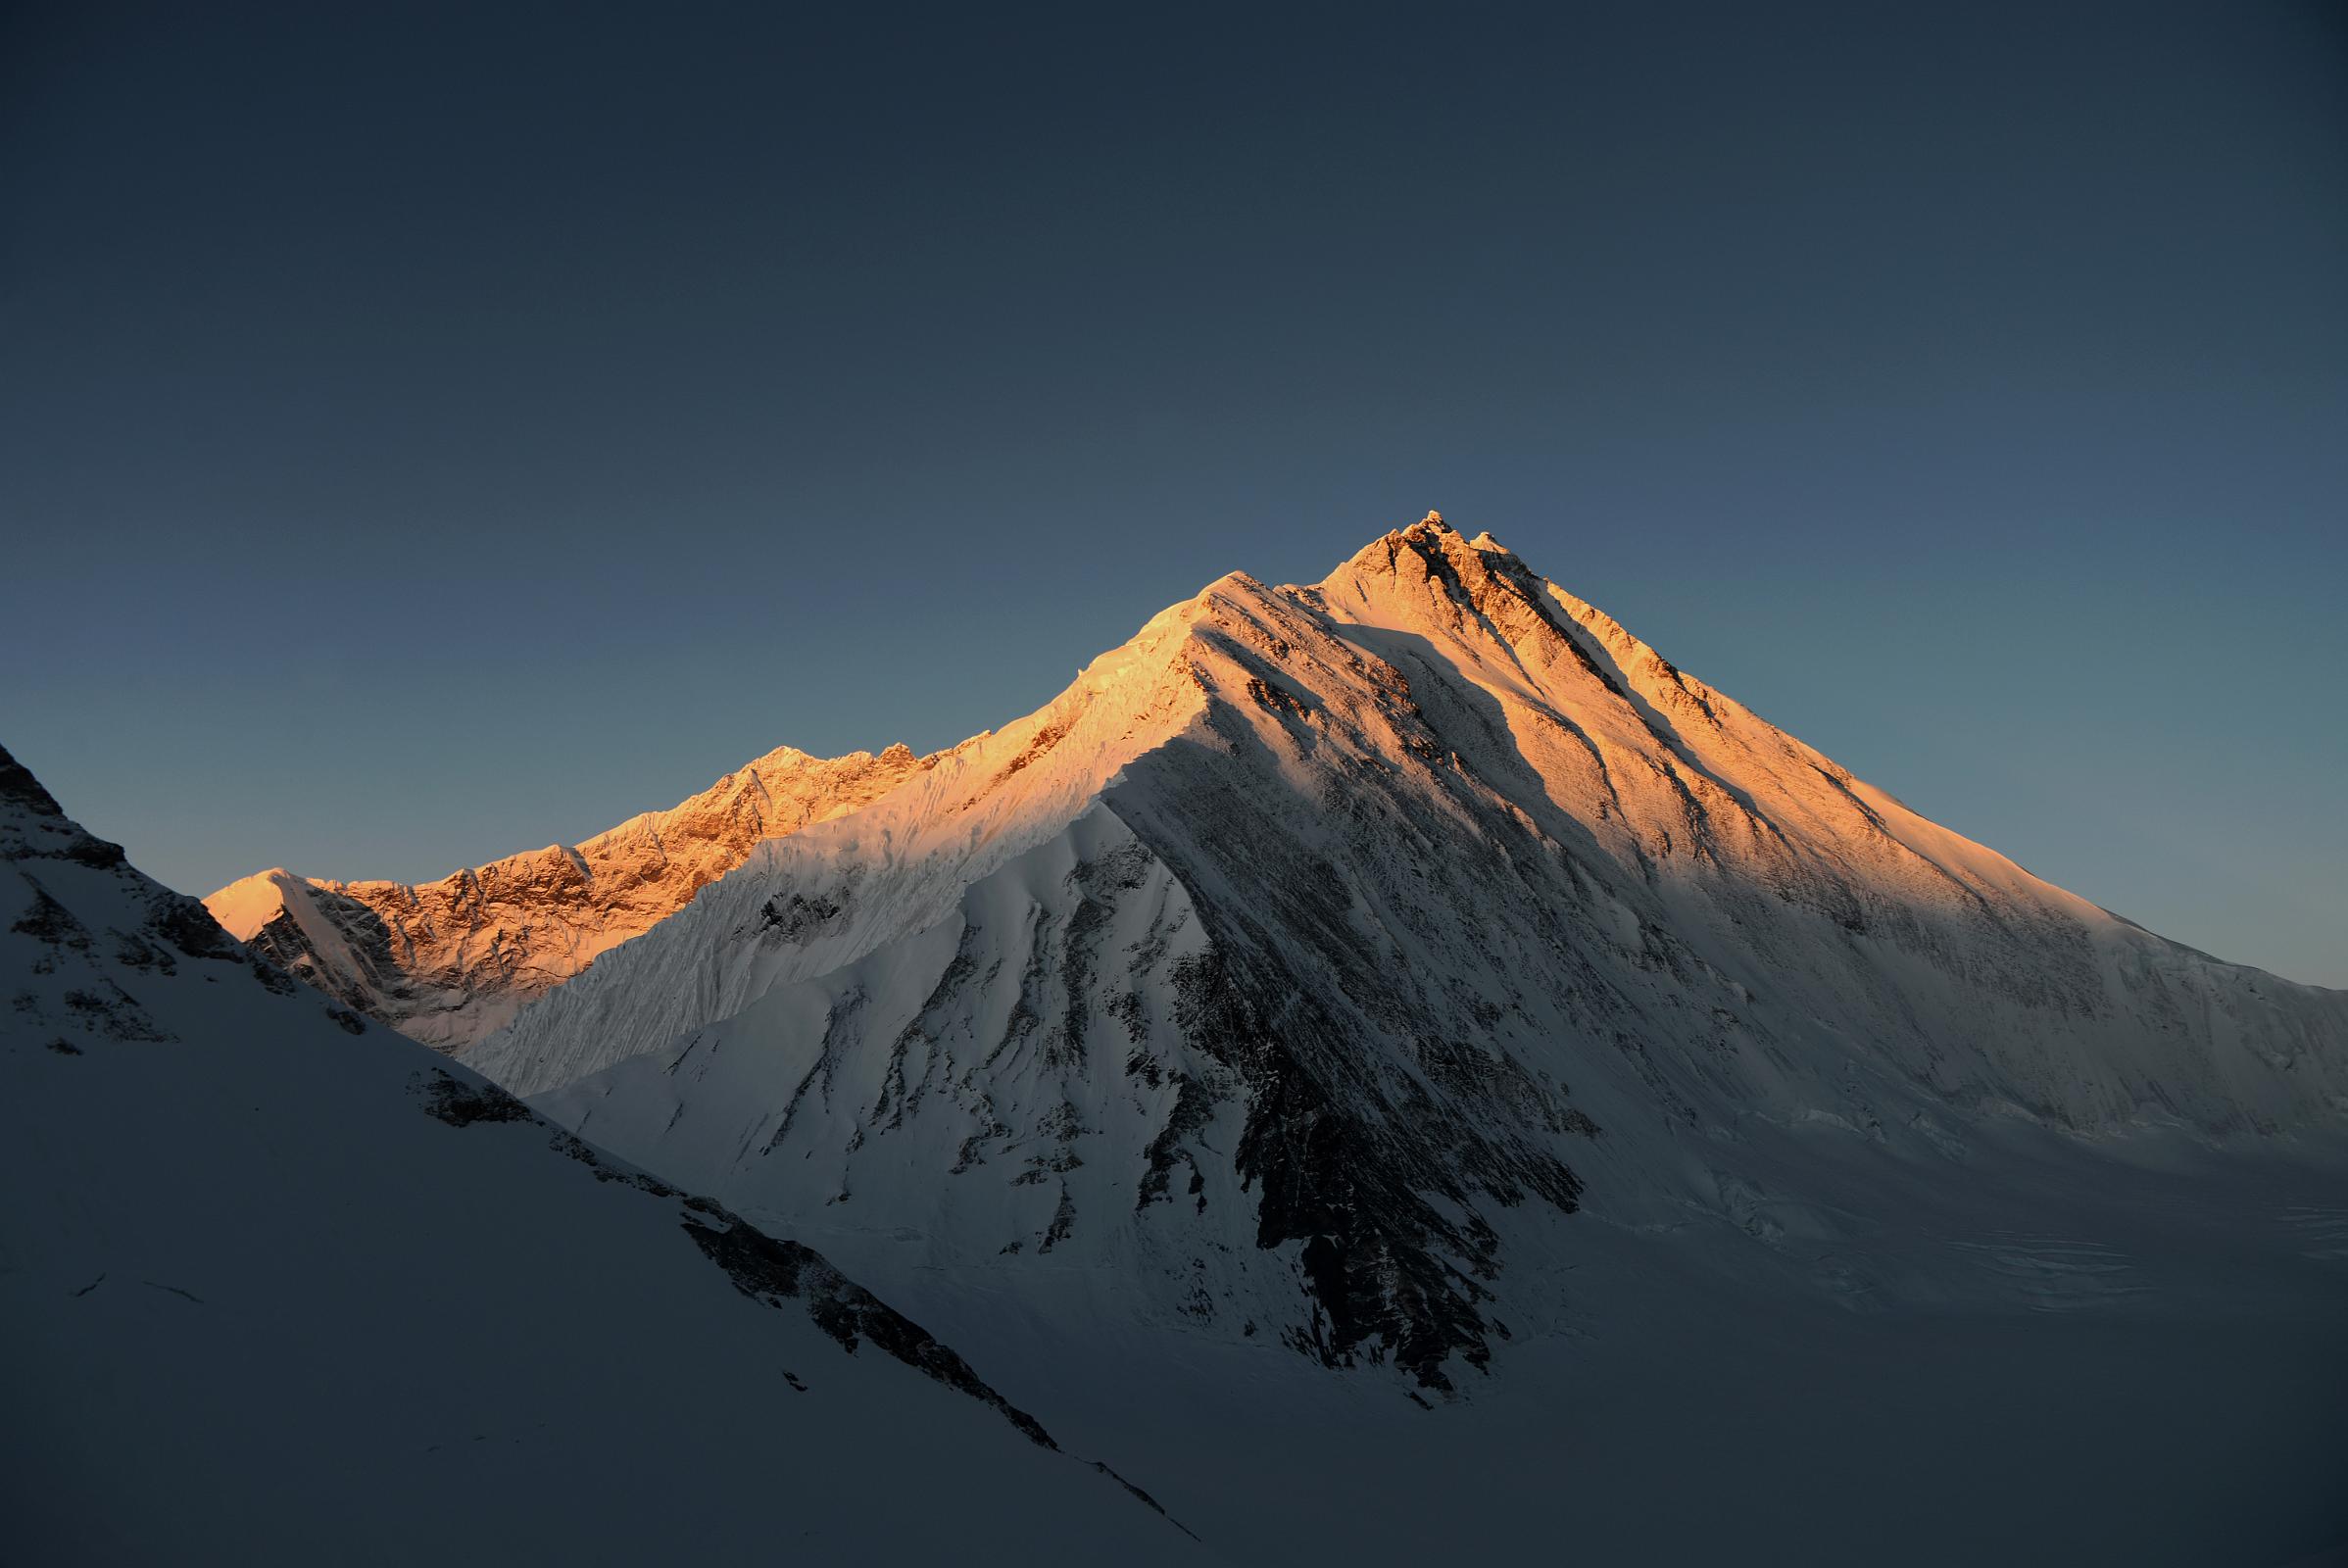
[1421,510,1445,527]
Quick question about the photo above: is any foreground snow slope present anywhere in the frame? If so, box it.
[204,742,930,1050]
[470,514,2347,1396]
[872,1135,2348,1568]
[0,746,1199,1565]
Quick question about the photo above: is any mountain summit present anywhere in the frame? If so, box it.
[409,514,2345,1391]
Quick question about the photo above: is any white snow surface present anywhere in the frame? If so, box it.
[0,750,1202,1564]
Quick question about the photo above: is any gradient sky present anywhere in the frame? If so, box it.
[4,1,2343,984]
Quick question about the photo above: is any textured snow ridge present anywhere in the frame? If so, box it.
[203,742,930,1051]
[466,519,2348,1391]
[0,746,1199,1563]
[465,582,1226,1097]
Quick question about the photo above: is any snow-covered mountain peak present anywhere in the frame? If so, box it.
[202,866,302,941]
[451,518,2343,1398]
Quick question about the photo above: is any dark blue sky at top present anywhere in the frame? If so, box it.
[3,1,2343,982]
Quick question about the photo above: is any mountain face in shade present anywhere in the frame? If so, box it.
[449,514,2345,1391]
[0,746,1198,1563]
[204,742,931,1051]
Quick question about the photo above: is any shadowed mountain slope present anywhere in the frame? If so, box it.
[1,745,1198,1564]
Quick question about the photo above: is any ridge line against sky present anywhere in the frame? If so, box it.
[1,0,2341,984]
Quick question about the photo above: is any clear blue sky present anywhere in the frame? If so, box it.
[4,1,2342,984]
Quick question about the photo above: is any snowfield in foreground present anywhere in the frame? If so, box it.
[0,747,1199,1565]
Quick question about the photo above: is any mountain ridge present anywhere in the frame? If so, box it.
[204,740,933,1049]
[443,514,2343,1391]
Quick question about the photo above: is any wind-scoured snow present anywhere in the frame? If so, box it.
[0,746,1200,1564]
